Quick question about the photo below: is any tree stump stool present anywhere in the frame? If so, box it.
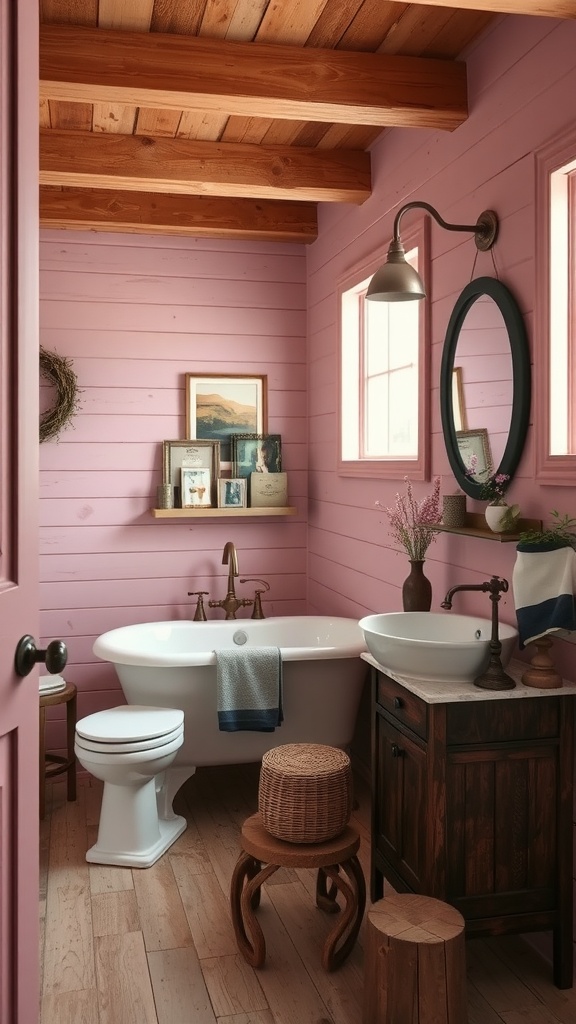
[230,811,366,971]
[363,893,468,1024]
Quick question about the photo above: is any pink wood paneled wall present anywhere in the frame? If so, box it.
[39,234,308,746]
[306,14,576,686]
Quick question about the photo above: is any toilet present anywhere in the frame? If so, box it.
[74,705,186,868]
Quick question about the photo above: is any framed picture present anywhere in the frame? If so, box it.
[231,434,282,479]
[185,374,267,464]
[456,428,493,481]
[452,367,468,432]
[218,478,247,509]
[162,440,220,505]
[181,467,212,507]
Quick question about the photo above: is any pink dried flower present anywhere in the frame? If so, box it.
[377,477,441,561]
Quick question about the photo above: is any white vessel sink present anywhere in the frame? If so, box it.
[359,612,518,683]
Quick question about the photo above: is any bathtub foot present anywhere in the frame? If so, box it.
[156,766,196,820]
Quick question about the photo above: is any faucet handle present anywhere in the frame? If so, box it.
[188,590,209,621]
[240,578,269,619]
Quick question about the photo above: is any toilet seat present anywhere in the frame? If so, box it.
[75,728,184,765]
[76,705,184,745]
[75,723,183,756]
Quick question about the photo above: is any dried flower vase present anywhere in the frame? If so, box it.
[402,560,432,612]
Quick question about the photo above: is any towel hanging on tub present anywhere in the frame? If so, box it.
[512,542,576,649]
[216,646,283,732]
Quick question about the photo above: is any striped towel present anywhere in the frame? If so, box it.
[512,543,576,649]
[216,647,283,732]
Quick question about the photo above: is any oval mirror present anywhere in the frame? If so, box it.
[440,277,531,500]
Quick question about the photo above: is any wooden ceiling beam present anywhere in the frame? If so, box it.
[40,24,468,131]
[39,186,318,243]
[40,129,371,203]
[383,0,575,15]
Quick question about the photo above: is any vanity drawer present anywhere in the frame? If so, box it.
[376,674,427,739]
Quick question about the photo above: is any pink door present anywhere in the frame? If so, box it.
[0,1,41,1020]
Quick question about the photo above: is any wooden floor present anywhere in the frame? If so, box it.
[40,765,576,1024]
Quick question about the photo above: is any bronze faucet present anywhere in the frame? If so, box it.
[208,541,253,619]
[441,575,515,690]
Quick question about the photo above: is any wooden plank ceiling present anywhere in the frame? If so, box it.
[39,0,574,243]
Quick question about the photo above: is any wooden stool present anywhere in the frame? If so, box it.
[39,682,77,819]
[230,812,365,971]
[363,894,468,1024]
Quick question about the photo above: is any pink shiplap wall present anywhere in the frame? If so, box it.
[39,235,308,745]
[307,14,576,686]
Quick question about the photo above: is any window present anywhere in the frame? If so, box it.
[338,217,430,479]
[535,125,576,483]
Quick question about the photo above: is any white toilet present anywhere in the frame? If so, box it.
[74,705,186,868]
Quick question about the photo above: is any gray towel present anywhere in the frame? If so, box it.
[216,646,283,732]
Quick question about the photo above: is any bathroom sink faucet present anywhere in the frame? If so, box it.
[441,575,515,691]
[209,541,253,619]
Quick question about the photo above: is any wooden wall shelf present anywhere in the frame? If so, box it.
[150,506,297,519]
[433,511,541,542]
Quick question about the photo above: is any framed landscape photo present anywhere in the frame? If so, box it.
[162,440,220,505]
[231,434,282,479]
[218,478,247,509]
[181,467,212,508]
[185,374,267,465]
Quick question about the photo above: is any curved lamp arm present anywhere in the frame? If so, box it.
[392,201,498,252]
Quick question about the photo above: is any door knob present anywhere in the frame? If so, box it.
[14,635,68,678]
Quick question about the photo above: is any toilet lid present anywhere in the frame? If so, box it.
[76,705,184,744]
[75,723,183,755]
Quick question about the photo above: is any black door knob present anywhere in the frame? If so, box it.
[14,635,68,678]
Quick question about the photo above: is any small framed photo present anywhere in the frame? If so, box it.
[185,374,267,465]
[231,434,282,478]
[181,467,212,507]
[218,478,247,509]
[162,440,220,504]
[456,428,493,481]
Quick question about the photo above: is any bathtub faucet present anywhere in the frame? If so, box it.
[209,541,254,619]
[441,575,515,691]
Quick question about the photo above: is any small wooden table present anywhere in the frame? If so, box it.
[39,682,77,819]
[230,812,365,971]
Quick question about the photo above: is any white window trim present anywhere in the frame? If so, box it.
[535,122,576,485]
[336,215,430,479]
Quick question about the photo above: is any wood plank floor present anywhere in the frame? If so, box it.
[40,766,576,1024]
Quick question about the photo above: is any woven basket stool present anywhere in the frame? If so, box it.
[230,812,365,971]
[258,742,352,843]
[363,894,468,1024]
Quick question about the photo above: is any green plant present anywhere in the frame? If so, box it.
[517,510,576,548]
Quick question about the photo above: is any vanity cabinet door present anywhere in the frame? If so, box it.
[445,742,558,922]
[373,708,427,895]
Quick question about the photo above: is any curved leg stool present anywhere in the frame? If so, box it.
[230,812,366,972]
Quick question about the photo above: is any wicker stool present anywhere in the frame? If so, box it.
[230,812,365,971]
[258,742,352,843]
[363,894,468,1024]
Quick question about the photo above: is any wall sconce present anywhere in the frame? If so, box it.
[366,201,499,302]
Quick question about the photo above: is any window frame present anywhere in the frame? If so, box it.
[535,123,576,484]
[337,215,430,479]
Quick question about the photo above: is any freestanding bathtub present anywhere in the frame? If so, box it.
[93,615,368,816]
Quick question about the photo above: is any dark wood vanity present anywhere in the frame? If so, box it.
[369,661,575,988]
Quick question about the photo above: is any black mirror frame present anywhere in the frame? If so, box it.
[440,277,531,500]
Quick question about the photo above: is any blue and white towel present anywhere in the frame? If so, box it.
[512,543,576,649]
[216,646,283,732]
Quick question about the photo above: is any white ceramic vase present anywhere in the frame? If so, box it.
[484,502,520,533]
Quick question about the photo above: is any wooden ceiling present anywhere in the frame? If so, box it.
[39,1,574,243]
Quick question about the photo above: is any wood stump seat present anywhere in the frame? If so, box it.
[230,811,366,971]
[363,893,468,1024]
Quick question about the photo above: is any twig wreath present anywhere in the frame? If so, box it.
[39,347,82,443]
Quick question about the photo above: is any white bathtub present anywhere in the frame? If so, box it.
[93,616,368,816]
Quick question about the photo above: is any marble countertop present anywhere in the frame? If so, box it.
[361,652,576,703]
